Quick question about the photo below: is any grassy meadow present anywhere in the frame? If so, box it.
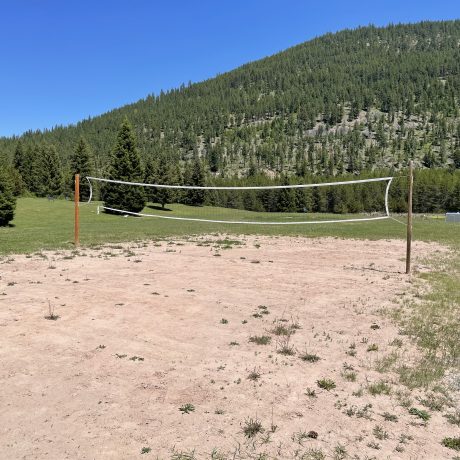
[0,197,459,254]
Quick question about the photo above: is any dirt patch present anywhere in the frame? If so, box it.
[0,237,456,459]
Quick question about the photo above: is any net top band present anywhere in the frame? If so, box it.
[87,176,393,191]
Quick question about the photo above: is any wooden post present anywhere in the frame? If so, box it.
[74,174,80,247]
[405,161,413,274]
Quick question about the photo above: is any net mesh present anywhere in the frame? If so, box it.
[87,176,393,225]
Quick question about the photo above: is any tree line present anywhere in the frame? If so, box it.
[1,118,459,226]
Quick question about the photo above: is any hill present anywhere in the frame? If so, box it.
[0,20,459,214]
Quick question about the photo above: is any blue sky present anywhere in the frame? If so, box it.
[1,0,459,137]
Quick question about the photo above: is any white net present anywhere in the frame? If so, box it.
[86,176,394,225]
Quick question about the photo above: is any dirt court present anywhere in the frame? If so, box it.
[0,236,457,459]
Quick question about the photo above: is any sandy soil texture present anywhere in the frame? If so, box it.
[0,236,457,459]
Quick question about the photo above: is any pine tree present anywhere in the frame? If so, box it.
[70,137,94,201]
[0,168,16,226]
[36,144,62,197]
[185,156,206,206]
[103,119,146,213]
[277,175,296,212]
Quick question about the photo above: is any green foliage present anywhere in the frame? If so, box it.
[441,437,460,451]
[70,137,94,201]
[103,119,146,213]
[0,168,17,226]
[35,144,63,197]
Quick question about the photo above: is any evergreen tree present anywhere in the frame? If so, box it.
[185,156,206,206]
[0,168,16,226]
[103,119,145,213]
[36,144,62,197]
[277,175,296,212]
[70,137,94,201]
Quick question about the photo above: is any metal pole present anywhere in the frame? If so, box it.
[405,161,413,274]
[75,174,80,247]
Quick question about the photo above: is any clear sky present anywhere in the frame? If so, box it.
[1,0,459,137]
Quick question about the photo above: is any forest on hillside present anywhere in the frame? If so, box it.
[1,20,460,216]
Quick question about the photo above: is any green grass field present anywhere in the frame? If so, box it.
[0,197,458,254]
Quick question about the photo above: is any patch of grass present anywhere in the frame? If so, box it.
[179,403,195,414]
[317,378,336,391]
[381,412,398,422]
[441,437,460,451]
[276,337,295,356]
[367,380,391,396]
[242,417,264,438]
[299,351,320,363]
[445,410,460,426]
[115,353,127,359]
[333,443,347,460]
[345,403,372,419]
[249,335,271,345]
[373,425,389,440]
[408,407,430,422]
[375,351,399,373]
[302,449,325,460]
[247,369,261,381]
[220,318,228,324]
[229,341,239,346]
[141,447,151,454]
[171,449,196,460]
[305,387,317,398]
[367,343,379,352]
[129,356,144,361]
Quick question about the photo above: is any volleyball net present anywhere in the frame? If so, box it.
[85,176,394,225]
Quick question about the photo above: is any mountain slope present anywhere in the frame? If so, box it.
[1,20,460,177]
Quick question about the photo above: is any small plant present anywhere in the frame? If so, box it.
[399,433,414,444]
[171,449,196,460]
[115,353,127,358]
[381,412,398,422]
[229,341,239,346]
[300,351,320,363]
[242,417,264,438]
[247,369,261,381]
[129,356,144,361]
[367,441,381,450]
[441,437,460,451]
[179,403,195,414]
[445,410,460,426]
[277,337,295,356]
[141,447,151,454]
[367,380,391,396]
[303,449,325,460]
[373,425,389,440]
[220,318,228,324]
[305,387,317,398]
[249,335,271,345]
[333,443,347,460]
[292,430,309,444]
[342,370,357,382]
[408,407,430,422]
[97,344,106,349]
[367,343,379,352]
[389,337,403,347]
[370,323,380,330]
[271,324,290,336]
[45,300,59,320]
[215,408,225,415]
[317,378,336,391]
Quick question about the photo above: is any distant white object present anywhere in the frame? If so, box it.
[446,212,460,223]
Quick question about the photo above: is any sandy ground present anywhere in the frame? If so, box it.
[0,236,457,459]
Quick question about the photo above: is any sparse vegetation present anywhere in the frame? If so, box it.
[317,378,336,391]
[242,417,264,438]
